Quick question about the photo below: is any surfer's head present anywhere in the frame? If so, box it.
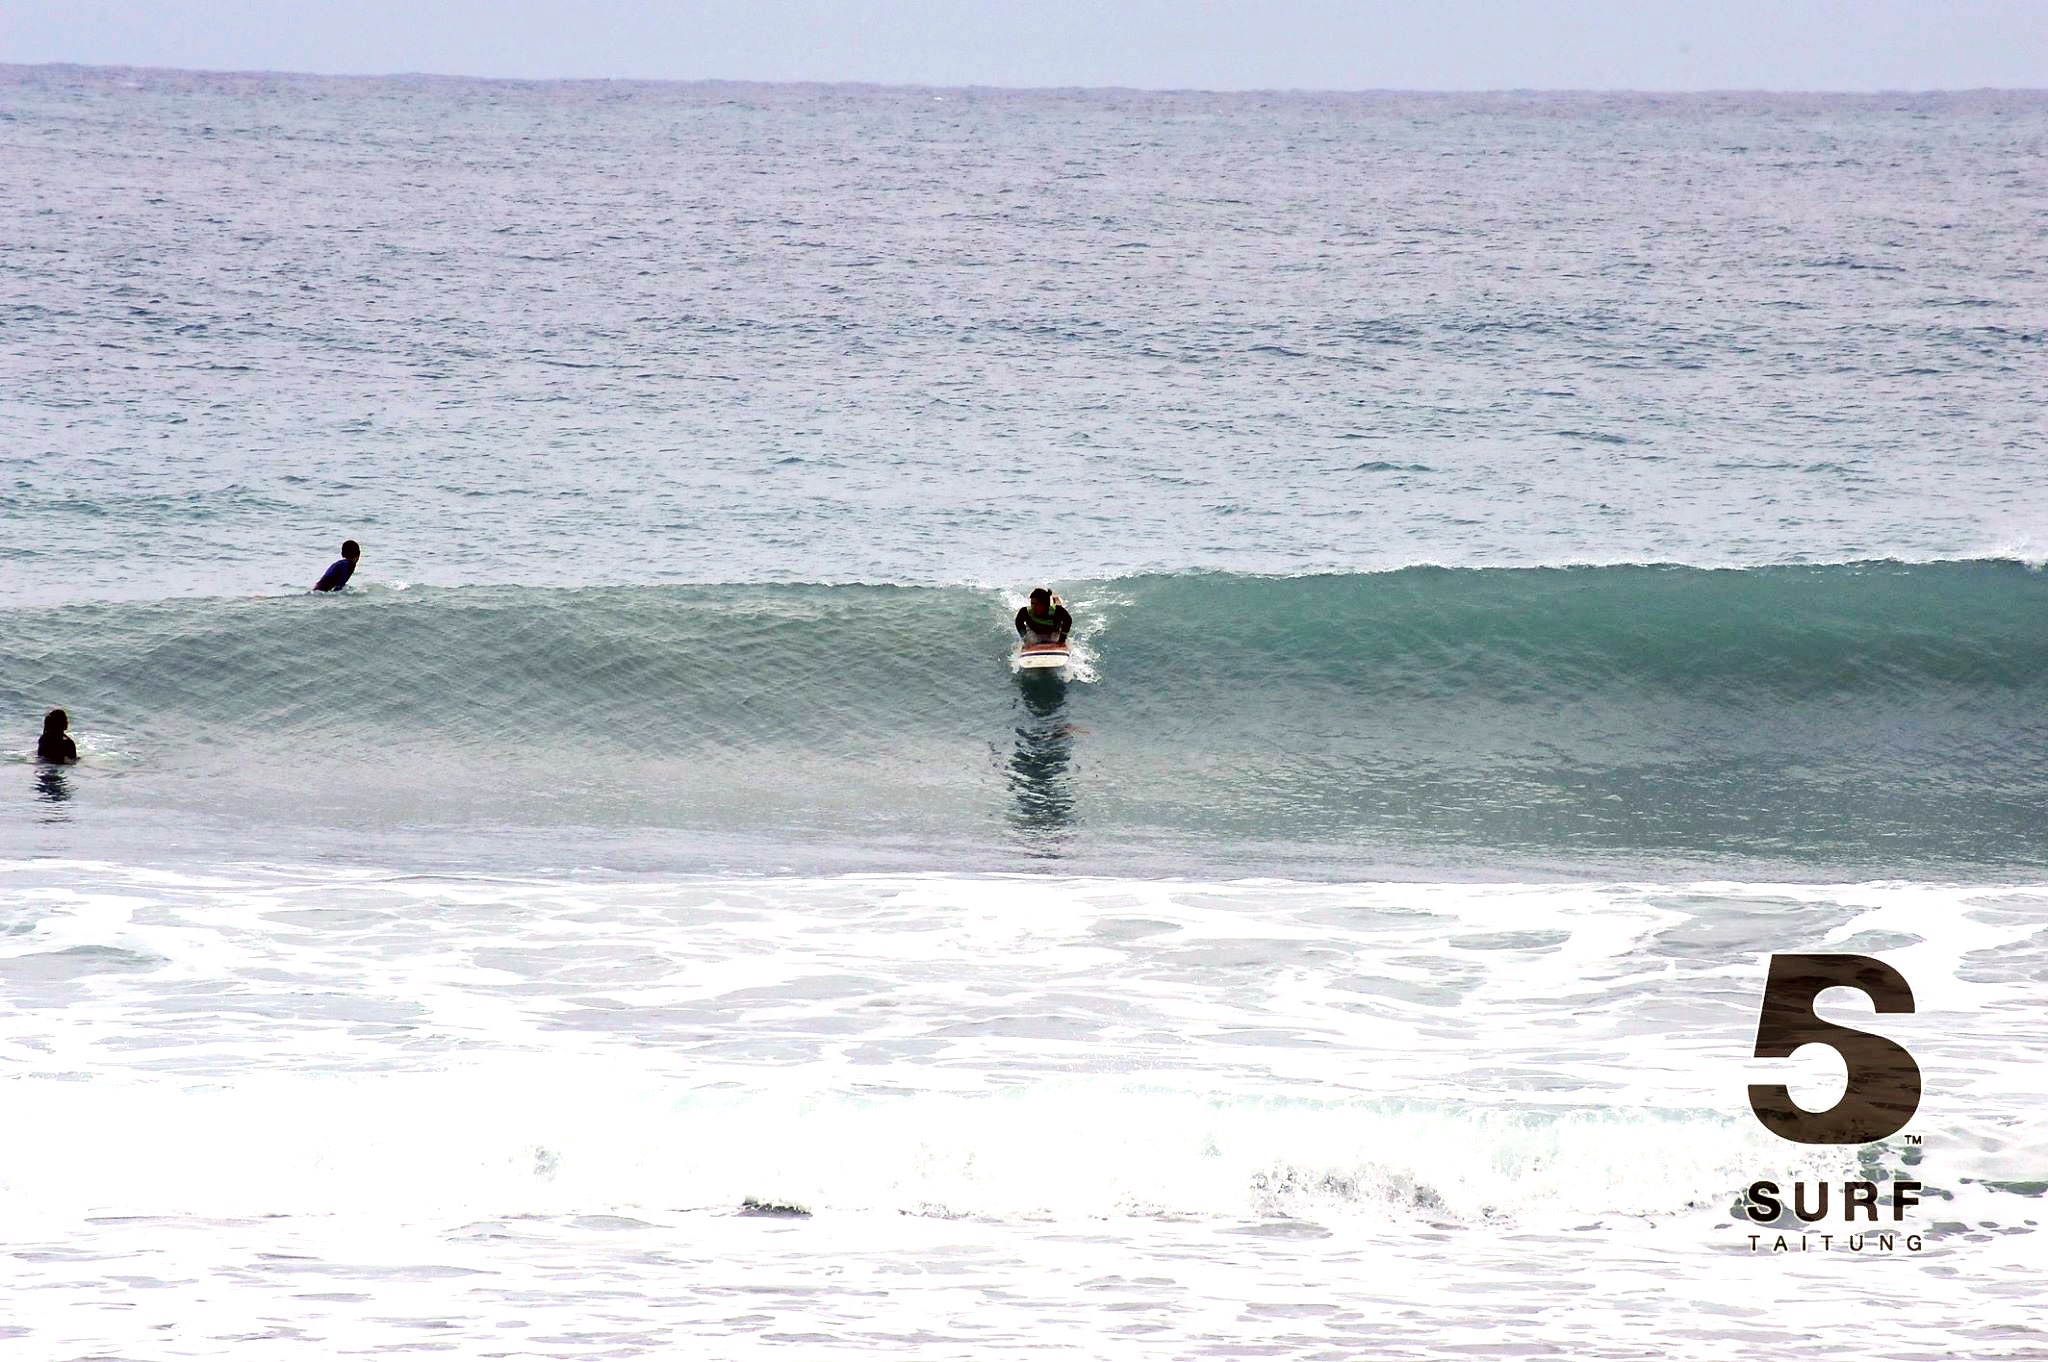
[341,539,361,561]
[1030,587,1052,611]
[42,708,67,737]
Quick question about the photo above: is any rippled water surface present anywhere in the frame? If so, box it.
[4,72,2046,604]
[3,68,2045,1360]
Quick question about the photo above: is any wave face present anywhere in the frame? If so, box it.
[4,560,2045,872]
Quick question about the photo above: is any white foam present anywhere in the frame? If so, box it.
[0,863,2038,1228]
[0,1063,1832,1226]
[0,859,2041,1362]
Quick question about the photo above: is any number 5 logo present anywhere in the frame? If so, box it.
[1748,954,1921,1144]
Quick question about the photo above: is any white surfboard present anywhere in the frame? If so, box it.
[1016,641,1070,670]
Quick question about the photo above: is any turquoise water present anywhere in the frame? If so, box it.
[5,562,2046,873]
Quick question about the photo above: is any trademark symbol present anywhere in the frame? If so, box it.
[1904,1134,1923,1146]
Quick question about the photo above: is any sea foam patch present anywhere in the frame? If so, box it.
[0,862,2038,1236]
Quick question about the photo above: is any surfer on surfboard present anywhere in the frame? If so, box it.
[1015,588,1072,645]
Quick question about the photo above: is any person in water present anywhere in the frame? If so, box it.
[1015,587,1072,644]
[313,539,361,593]
[37,709,77,764]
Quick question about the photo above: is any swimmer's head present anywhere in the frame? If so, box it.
[1030,587,1052,610]
[341,539,361,561]
[42,708,67,736]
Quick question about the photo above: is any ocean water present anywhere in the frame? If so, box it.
[2,66,2046,1359]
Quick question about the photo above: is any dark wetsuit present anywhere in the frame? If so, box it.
[313,558,356,592]
[37,733,77,764]
[1015,604,1072,643]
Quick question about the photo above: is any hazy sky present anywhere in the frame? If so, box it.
[3,0,2044,90]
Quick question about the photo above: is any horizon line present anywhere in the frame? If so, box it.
[8,59,2045,99]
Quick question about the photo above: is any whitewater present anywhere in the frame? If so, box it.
[3,67,2046,1360]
